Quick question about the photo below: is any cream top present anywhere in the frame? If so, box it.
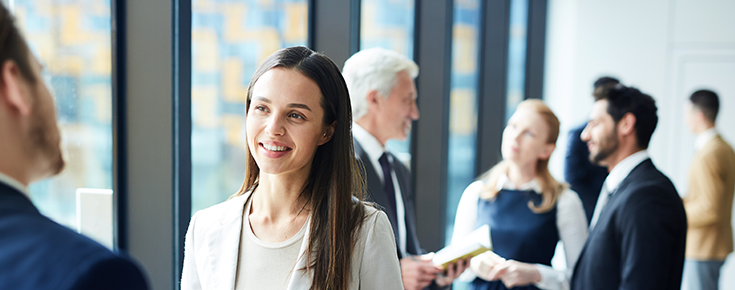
[234,199,309,290]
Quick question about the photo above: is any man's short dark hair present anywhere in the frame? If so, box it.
[0,4,35,84]
[592,76,620,100]
[689,89,719,123]
[593,76,619,89]
[594,86,658,149]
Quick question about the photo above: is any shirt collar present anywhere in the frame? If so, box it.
[353,122,386,164]
[0,171,30,197]
[695,128,718,151]
[495,173,543,194]
[604,150,649,193]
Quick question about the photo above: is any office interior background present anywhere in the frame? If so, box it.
[6,0,735,289]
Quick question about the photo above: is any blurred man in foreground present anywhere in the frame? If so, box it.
[0,4,148,289]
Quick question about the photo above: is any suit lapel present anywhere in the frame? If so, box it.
[391,157,421,255]
[573,159,653,281]
[206,192,315,290]
[286,218,313,290]
[353,139,400,242]
[205,194,248,290]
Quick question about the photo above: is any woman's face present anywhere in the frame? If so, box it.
[246,68,333,177]
[501,107,554,167]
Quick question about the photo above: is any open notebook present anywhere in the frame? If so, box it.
[432,224,492,269]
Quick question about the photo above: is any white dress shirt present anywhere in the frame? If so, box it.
[695,128,718,151]
[353,123,408,257]
[589,150,650,229]
[452,174,588,290]
[0,172,30,197]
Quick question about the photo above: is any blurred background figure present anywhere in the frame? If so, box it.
[452,99,587,290]
[572,86,686,290]
[682,89,735,290]
[564,76,619,224]
[343,47,469,290]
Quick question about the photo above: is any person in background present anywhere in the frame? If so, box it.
[452,99,588,290]
[342,47,468,290]
[571,85,687,290]
[181,46,403,289]
[682,89,735,290]
[0,3,149,289]
[564,76,618,223]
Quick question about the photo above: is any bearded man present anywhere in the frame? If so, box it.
[0,3,148,289]
[570,85,687,290]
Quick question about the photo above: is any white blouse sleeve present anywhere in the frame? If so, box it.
[534,188,589,290]
[359,210,404,290]
[451,181,482,244]
[451,181,483,281]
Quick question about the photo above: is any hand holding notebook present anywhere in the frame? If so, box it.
[432,224,492,269]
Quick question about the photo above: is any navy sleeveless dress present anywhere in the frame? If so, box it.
[471,189,559,290]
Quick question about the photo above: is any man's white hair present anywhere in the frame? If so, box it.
[342,47,419,120]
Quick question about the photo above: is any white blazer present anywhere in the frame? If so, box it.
[181,193,404,290]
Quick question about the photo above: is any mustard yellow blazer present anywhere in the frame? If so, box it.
[684,135,735,260]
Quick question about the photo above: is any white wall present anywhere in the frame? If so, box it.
[544,0,735,288]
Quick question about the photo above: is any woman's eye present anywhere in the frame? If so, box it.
[289,113,304,120]
[254,105,268,112]
[524,131,534,137]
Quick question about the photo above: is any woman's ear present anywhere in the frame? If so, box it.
[539,143,555,160]
[318,121,336,146]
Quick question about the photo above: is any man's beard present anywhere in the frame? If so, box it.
[29,99,65,176]
[589,127,619,166]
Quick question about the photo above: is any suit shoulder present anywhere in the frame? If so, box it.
[0,212,142,289]
[626,174,678,200]
[357,203,392,232]
[356,204,394,244]
[15,212,115,257]
[700,139,735,163]
[69,254,149,290]
[617,167,684,218]
[192,194,248,224]
[618,164,681,207]
[361,203,381,222]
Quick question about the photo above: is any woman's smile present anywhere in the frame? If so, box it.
[259,141,293,158]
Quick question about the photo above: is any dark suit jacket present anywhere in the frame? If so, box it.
[570,159,687,290]
[0,182,149,290]
[354,139,422,258]
[565,123,608,224]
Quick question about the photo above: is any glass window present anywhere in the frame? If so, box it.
[359,0,414,160]
[445,0,481,261]
[191,0,308,214]
[11,0,113,234]
[505,0,528,123]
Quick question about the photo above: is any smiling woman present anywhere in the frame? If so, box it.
[181,46,403,290]
[246,68,331,178]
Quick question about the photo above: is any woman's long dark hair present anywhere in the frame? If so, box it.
[232,46,366,290]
